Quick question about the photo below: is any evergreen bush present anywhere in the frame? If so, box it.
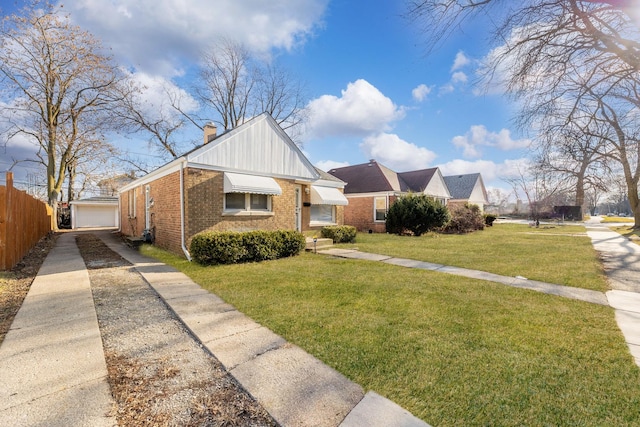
[385,194,450,236]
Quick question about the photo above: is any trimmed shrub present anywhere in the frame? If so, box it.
[242,231,279,262]
[442,203,485,234]
[385,193,450,236]
[484,213,497,227]
[190,231,247,265]
[273,230,307,258]
[321,225,357,243]
[190,230,306,265]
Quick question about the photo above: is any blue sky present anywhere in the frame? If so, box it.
[2,0,533,196]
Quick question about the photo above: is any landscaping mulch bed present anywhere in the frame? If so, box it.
[76,233,276,427]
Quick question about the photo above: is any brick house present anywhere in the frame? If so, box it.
[443,173,488,211]
[328,160,450,232]
[118,113,347,258]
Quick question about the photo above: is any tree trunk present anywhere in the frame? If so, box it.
[628,180,640,229]
[67,161,76,202]
[575,175,585,213]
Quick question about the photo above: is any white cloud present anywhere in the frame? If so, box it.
[412,84,432,102]
[451,51,470,71]
[305,79,405,139]
[315,160,349,171]
[451,71,468,84]
[62,0,329,77]
[452,125,531,158]
[360,133,437,171]
[437,157,530,185]
[127,71,199,116]
[439,83,455,95]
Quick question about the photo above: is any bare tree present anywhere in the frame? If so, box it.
[113,78,199,160]
[504,161,573,219]
[486,187,511,215]
[406,0,640,70]
[407,0,640,226]
[196,39,308,138]
[0,3,125,225]
[533,116,609,211]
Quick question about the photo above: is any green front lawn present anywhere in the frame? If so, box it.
[337,223,607,291]
[143,245,640,426]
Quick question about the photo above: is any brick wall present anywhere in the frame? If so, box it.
[343,195,397,233]
[120,167,348,256]
[147,171,183,254]
[119,171,184,254]
[184,168,299,248]
[119,187,144,238]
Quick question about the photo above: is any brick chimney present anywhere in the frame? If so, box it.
[203,122,217,145]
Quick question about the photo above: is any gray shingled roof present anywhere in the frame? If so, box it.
[397,168,437,192]
[328,161,397,193]
[328,160,438,194]
[443,173,480,199]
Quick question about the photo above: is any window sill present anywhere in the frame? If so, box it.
[310,221,337,227]
[223,211,275,217]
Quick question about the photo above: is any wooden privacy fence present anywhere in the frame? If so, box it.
[0,172,53,270]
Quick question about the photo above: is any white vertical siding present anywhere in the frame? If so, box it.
[187,114,317,179]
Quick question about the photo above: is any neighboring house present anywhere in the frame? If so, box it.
[443,173,488,211]
[69,196,119,229]
[328,160,451,232]
[118,113,347,258]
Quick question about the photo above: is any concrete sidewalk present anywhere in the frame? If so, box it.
[586,219,640,365]
[96,232,429,427]
[0,233,115,427]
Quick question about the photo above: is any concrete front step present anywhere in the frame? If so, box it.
[305,237,333,251]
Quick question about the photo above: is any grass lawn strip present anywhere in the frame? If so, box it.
[612,226,640,246]
[336,223,607,291]
[144,246,640,426]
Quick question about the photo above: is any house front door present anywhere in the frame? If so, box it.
[294,185,302,232]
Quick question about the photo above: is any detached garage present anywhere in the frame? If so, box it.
[70,197,119,229]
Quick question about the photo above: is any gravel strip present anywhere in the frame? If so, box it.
[76,234,277,427]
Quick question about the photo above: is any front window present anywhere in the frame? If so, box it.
[374,196,387,221]
[310,205,335,224]
[224,193,271,212]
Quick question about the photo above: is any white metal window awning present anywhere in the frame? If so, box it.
[224,172,282,195]
[310,185,348,205]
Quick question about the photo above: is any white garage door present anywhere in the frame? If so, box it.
[75,205,117,228]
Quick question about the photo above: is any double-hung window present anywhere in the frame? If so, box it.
[374,196,387,221]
